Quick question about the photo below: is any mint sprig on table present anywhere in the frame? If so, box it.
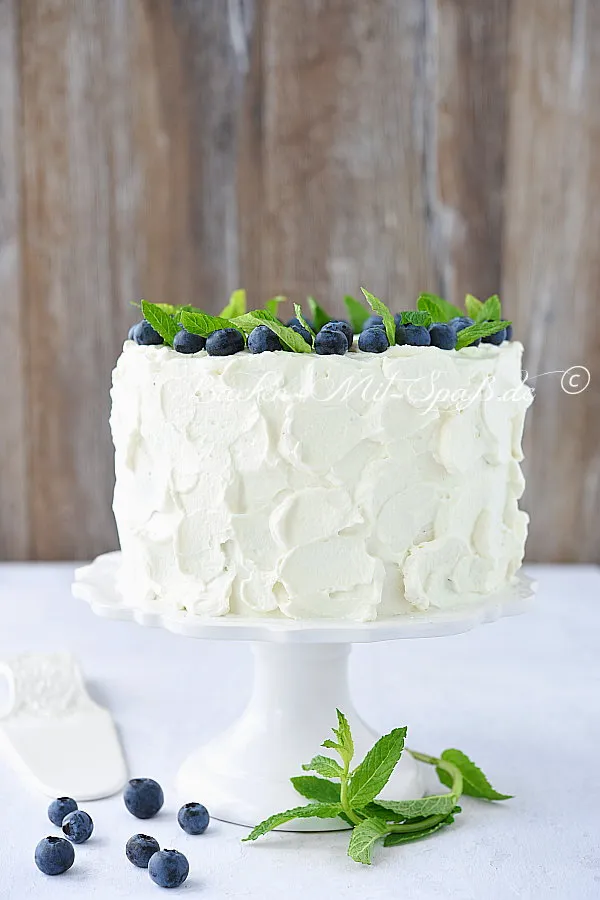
[243,710,510,866]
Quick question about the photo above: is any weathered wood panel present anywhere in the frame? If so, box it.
[1,0,598,561]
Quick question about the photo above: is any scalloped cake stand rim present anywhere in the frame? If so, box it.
[72,551,536,644]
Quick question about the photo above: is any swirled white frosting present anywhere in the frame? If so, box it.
[110,340,532,621]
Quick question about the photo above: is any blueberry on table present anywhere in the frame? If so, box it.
[396,324,431,346]
[173,329,206,354]
[148,850,189,889]
[124,778,165,819]
[358,326,389,353]
[177,802,210,835]
[321,320,354,348]
[482,327,507,346]
[362,314,384,331]
[429,323,457,350]
[35,836,75,876]
[248,325,282,353]
[48,797,78,827]
[126,834,161,868]
[315,329,348,355]
[205,328,245,356]
[132,320,164,346]
[448,316,474,333]
[62,810,93,844]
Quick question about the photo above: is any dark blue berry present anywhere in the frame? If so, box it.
[128,324,137,341]
[173,329,206,354]
[289,323,312,345]
[286,315,314,332]
[505,324,513,340]
[126,834,160,868]
[448,316,474,333]
[148,850,189,889]
[396,324,431,346]
[315,329,348,355]
[62,810,93,844]
[124,778,164,819]
[248,325,282,353]
[321,320,353,347]
[482,327,507,345]
[48,797,78,827]
[362,314,384,331]
[358,326,389,353]
[35,836,75,876]
[133,320,163,346]
[205,328,245,357]
[177,802,210,835]
[429,323,457,350]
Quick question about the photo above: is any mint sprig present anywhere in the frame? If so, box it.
[344,295,370,333]
[400,310,433,327]
[244,711,511,866]
[180,309,243,338]
[264,295,286,317]
[465,293,483,319]
[219,289,247,319]
[293,303,315,346]
[307,295,330,331]
[360,288,396,346]
[232,310,312,353]
[456,319,511,350]
[417,292,463,323]
[474,294,501,323]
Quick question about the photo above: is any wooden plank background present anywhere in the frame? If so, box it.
[0,0,598,562]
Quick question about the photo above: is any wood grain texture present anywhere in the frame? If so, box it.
[1,0,598,561]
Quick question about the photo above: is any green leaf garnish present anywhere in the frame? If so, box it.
[332,708,354,765]
[455,319,511,350]
[347,818,388,865]
[436,749,512,800]
[290,776,341,803]
[474,294,501,323]
[293,303,315,346]
[360,288,396,346]
[417,293,463,323]
[347,727,407,807]
[371,793,457,819]
[180,310,243,338]
[400,310,433,327]
[464,293,483,319]
[302,755,344,778]
[344,295,370,333]
[219,289,247,319]
[383,813,457,846]
[140,300,180,346]
[232,310,312,353]
[264,295,286,317]
[242,803,343,841]
[307,295,330,331]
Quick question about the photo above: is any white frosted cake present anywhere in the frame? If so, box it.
[111,319,532,621]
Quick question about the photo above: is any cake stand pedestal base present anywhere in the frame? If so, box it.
[175,642,420,830]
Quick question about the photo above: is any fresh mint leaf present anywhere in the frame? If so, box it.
[401,310,433,327]
[437,750,512,800]
[417,293,463,323]
[383,812,457,847]
[307,295,330,331]
[344,295,370,333]
[371,793,456,819]
[332,709,354,765]
[291,776,340,804]
[347,818,388,865]
[322,739,341,752]
[302,755,344,778]
[232,310,312,353]
[141,300,180,346]
[360,287,396,346]
[464,293,483,319]
[180,310,242,338]
[455,319,511,350]
[220,289,247,319]
[474,294,501,324]
[243,803,343,841]
[294,303,315,345]
[347,727,407,807]
[264,295,286,317]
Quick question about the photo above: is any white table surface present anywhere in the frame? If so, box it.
[0,563,598,900]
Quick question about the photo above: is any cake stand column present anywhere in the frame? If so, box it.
[176,641,422,831]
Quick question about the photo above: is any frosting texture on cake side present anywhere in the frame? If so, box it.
[110,341,532,621]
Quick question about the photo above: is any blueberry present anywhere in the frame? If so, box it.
[429,323,457,350]
[132,320,163,346]
[48,797,78,827]
[321,320,354,348]
[148,850,189,889]
[358,326,389,354]
[177,802,210,835]
[314,329,348,355]
[362,314,384,331]
[482,327,507,346]
[205,328,245,357]
[506,324,513,340]
[448,316,474,333]
[173,329,206,354]
[396,324,431,346]
[248,325,282,353]
[126,834,161,868]
[124,778,165,819]
[62,810,93,844]
[35,836,75,876]
[286,316,314,332]
[128,324,137,341]
[289,323,312,345]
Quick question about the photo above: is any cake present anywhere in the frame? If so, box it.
[110,293,532,622]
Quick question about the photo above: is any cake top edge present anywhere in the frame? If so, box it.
[126,289,514,358]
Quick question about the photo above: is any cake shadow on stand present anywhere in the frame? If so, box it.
[73,553,535,831]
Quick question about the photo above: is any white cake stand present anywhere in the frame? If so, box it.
[73,552,535,831]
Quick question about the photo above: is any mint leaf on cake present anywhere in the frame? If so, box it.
[360,287,396,346]
[219,289,247,319]
[417,292,463,323]
[140,300,180,346]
